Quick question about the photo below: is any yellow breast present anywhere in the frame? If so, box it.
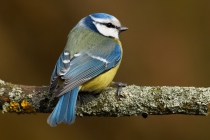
[80,38,123,93]
[80,61,121,92]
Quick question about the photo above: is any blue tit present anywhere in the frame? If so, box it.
[47,13,128,127]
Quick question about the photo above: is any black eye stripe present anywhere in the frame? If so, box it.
[96,22,119,29]
[104,23,115,28]
[93,21,120,30]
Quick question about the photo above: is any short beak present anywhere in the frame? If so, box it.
[120,26,128,32]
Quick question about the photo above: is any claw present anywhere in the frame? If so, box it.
[142,113,148,118]
[111,82,127,96]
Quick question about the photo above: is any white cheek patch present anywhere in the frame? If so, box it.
[93,21,119,39]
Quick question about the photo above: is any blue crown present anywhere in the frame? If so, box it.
[90,13,115,19]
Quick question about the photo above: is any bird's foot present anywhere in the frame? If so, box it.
[111,82,127,96]
[142,113,148,119]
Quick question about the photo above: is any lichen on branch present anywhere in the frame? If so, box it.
[0,79,210,117]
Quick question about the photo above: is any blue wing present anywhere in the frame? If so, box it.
[49,50,70,93]
[48,38,122,126]
[53,43,122,97]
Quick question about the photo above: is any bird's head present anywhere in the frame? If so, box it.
[76,13,128,39]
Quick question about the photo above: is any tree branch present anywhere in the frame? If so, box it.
[0,79,209,117]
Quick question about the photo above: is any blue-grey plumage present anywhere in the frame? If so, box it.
[47,13,127,127]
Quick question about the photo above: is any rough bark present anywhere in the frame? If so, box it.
[0,79,209,117]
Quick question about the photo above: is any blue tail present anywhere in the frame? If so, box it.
[47,86,79,127]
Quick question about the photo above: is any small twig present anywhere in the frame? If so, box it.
[0,79,209,117]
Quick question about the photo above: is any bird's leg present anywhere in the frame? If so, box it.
[111,82,127,96]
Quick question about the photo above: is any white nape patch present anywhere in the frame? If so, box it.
[63,60,70,63]
[93,21,119,39]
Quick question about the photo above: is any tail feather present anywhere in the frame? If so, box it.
[64,86,79,124]
[47,95,64,127]
[57,91,71,123]
[47,87,79,127]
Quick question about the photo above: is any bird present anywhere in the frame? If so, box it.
[47,13,128,127]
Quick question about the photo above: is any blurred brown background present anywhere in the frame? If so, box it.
[0,0,210,140]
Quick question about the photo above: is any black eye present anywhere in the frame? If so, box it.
[106,23,112,27]
[105,23,115,28]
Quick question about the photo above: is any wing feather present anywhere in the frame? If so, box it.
[49,50,70,93]
[55,43,121,97]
